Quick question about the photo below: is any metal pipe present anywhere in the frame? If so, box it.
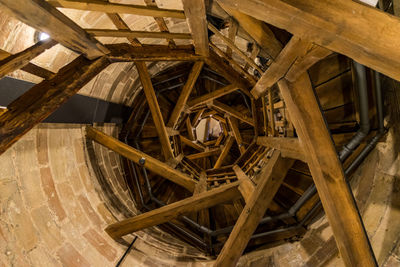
[115,236,137,267]
[339,62,370,161]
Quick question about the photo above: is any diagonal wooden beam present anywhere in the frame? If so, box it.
[0,39,57,79]
[217,1,282,60]
[86,126,196,192]
[218,0,400,84]
[188,84,239,108]
[86,29,192,40]
[0,48,55,80]
[105,181,241,240]
[0,55,110,155]
[185,116,195,141]
[106,13,141,46]
[182,0,209,56]
[180,135,205,152]
[277,73,376,266]
[0,0,109,59]
[225,17,238,59]
[186,148,221,160]
[227,116,246,154]
[251,36,331,99]
[232,165,254,203]
[215,151,294,266]
[211,100,254,126]
[167,62,204,128]
[214,135,235,168]
[135,61,174,160]
[47,0,186,18]
[106,43,203,62]
[257,136,306,162]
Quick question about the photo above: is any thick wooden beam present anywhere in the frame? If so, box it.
[188,84,239,108]
[232,165,254,203]
[0,39,57,79]
[257,136,306,162]
[0,0,109,59]
[86,126,196,192]
[0,48,55,79]
[227,116,246,154]
[106,14,141,46]
[182,0,209,56]
[0,55,109,155]
[86,29,192,40]
[277,74,376,266]
[135,61,174,160]
[47,0,185,18]
[225,17,238,59]
[186,148,221,160]
[214,135,235,168]
[217,1,282,59]
[167,62,204,128]
[106,43,203,62]
[105,181,241,240]
[217,0,400,84]
[180,135,205,152]
[211,100,254,126]
[185,117,195,141]
[215,151,293,266]
[208,23,263,74]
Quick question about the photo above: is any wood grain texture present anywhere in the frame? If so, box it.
[257,136,306,162]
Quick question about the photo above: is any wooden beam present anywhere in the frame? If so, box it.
[182,0,209,56]
[180,135,205,152]
[106,43,203,62]
[105,181,241,240]
[226,17,238,59]
[227,116,246,154]
[86,126,196,192]
[257,136,306,162]
[267,89,276,136]
[188,84,239,108]
[0,55,109,155]
[215,151,293,266]
[185,116,195,141]
[47,0,185,18]
[0,48,55,79]
[106,13,141,46]
[87,29,192,40]
[217,0,400,85]
[186,148,221,160]
[217,1,282,59]
[0,0,109,59]
[277,73,376,266]
[214,135,235,168]
[167,62,204,128]
[232,164,254,203]
[211,100,254,126]
[208,23,263,74]
[0,39,57,79]
[135,61,174,160]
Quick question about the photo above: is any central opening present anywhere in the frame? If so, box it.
[195,117,222,143]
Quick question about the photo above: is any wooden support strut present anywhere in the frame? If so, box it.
[86,126,196,192]
[105,181,241,240]
[277,73,376,266]
[257,136,307,162]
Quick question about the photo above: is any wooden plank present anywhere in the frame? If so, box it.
[87,29,192,39]
[211,100,254,126]
[0,0,109,59]
[217,0,400,85]
[217,1,282,59]
[167,62,204,128]
[268,89,276,136]
[0,56,109,155]
[277,73,376,267]
[135,61,174,160]
[180,135,205,152]
[182,0,209,56]
[227,116,246,154]
[208,23,263,74]
[0,39,57,79]
[232,165,254,203]
[215,151,293,266]
[86,126,196,192]
[186,148,221,160]
[251,36,310,99]
[105,181,241,240]
[106,43,203,62]
[47,0,185,18]
[0,48,54,79]
[106,13,141,46]
[226,17,238,59]
[257,136,306,162]
[214,135,235,168]
[194,171,212,250]
[185,116,195,141]
[188,84,239,108]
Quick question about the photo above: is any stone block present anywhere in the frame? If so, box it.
[83,228,117,262]
[57,243,90,267]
